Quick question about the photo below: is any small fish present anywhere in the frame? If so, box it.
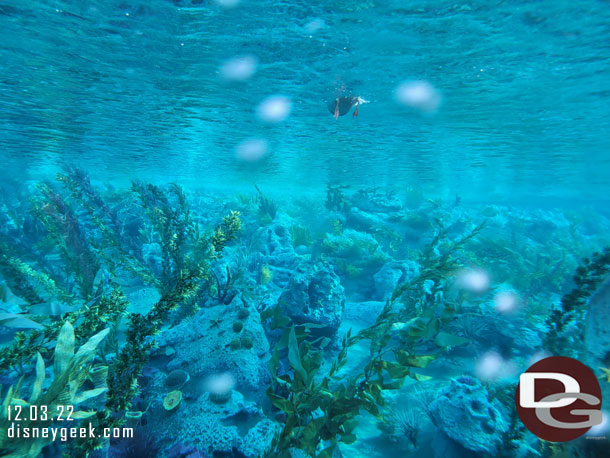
[0,312,44,330]
[28,301,75,316]
[327,96,369,119]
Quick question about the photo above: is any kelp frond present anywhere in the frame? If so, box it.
[0,322,109,458]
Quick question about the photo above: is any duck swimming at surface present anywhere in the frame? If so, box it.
[327,96,369,119]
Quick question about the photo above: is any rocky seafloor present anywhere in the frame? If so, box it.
[0,172,609,458]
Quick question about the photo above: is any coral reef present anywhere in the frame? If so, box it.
[1,170,609,458]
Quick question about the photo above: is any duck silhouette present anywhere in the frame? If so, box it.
[327,96,369,119]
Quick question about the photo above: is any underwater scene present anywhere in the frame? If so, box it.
[1,0,610,457]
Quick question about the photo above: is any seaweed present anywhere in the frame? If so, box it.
[0,250,75,306]
[290,225,312,247]
[0,240,44,307]
[0,322,110,458]
[325,184,350,213]
[211,265,237,305]
[131,181,198,292]
[255,185,277,222]
[58,168,156,287]
[31,182,100,299]
[0,288,126,374]
[265,300,433,457]
[264,219,488,457]
[0,176,242,456]
[544,246,610,356]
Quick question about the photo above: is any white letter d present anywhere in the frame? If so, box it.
[520,372,580,408]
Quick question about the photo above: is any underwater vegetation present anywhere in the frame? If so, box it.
[0,168,242,457]
[0,170,609,458]
[0,321,109,457]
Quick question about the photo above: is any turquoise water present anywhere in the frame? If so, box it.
[1,1,610,458]
[2,0,610,200]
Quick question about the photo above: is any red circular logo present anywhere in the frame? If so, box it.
[516,356,602,442]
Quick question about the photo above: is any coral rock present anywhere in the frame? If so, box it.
[429,376,508,455]
[159,299,270,393]
[279,262,345,336]
[373,261,420,300]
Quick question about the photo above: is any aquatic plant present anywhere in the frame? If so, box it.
[0,322,109,458]
[105,272,200,414]
[599,366,610,383]
[264,298,432,458]
[263,220,488,457]
[260,264,273,284]
[544,246,610,355]
[0,174,243,456]
[290,224,312,247]
[325,184,350,213]
[0,287,127,374]
[233,321,243,332]
[57,168,157,287]
[255,185,277,222]
[370,225,402,253]
[33,180,110,299]
[131,181,198,290]
[210,210,242,257]
[211,265,237,305]
[0,241,44,307]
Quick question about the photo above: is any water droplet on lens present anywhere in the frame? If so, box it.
[236,138,269,162]
[220,55,258,81]
[395,80,442,113]
[256,96,292,123]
